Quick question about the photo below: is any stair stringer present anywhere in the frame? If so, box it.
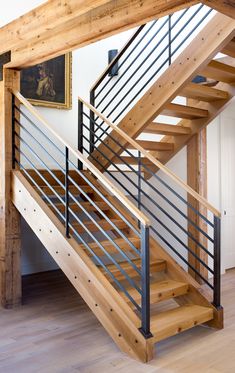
[149,237,223,329]
[11,171,154,363]
[90,12,235,171]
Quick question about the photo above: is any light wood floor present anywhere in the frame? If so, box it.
[0,269,234,373]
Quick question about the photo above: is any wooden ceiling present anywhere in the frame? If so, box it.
[0,0,234,69]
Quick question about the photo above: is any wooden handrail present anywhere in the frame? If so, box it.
[12,90,150,226]
[90,25,145,92]
[78,96,221,218]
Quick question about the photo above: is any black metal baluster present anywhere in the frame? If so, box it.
[213,215,221,308]
[140,223,152,338]
[168,15,172,66]
[12,94,16,169]
[65,146,70,238]
[90,90,95,154]
[78,99,83,170]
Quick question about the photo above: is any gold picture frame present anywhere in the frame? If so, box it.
[20,53,72,110]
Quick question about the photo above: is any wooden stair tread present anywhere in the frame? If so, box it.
[112,156,153,166]
[128,140,174,151]
[180,82,229,102]
[37,184,94,196]
[121,280,189,306]
[80,236,140,257]
[162,103,209,119]
[100,258,166,281]
[222,39,235,58]
[142,122,192,136]
[73,218,127,234]
[201,60,235,84]
[54,200,110,213]
[151,304,213,342]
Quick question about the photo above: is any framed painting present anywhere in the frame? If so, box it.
[20,53,72,109]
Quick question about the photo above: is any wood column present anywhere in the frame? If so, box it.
[187,128,208,282]
[0,68,21,308]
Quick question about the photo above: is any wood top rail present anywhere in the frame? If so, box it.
[12,90,150,227]
[78,96,221,218]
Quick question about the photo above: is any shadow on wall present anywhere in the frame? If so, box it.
[21,217,58,275]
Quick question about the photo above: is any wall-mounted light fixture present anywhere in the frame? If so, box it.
[108,49,119,77]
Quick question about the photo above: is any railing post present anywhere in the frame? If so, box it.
[78,99,83,170]
[213,216,221,308]
[140,223,152,339]
[90,90,95,154]
[65,146,70,238]
[12,94,16,169]
[168,15,172,66]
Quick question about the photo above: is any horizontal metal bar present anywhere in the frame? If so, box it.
[15,159,66,224]
[66,187,142,277]
[86,146,215,266]
[66,200,142,294]
[14,105,64,157]
[15,118,64,173]
[150,225,214,290]
[15,149,142,299]
[15,145,66,207]
[82,116,214,235]
[93,24,146,93]
[95,16,170,109]
[69,224,141,311]
[96,5,208,127]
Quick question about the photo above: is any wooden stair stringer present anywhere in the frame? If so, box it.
[149,236,223,329]
[89,13,235,171]
[11,170,154,363]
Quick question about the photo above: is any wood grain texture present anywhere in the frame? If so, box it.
[203,0,235,19]
[0,69,21,308]
[5,0,199,68]
[187,130,208,283]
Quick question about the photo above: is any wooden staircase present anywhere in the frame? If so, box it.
[90,14,235,173]
[12,168,216,362]
[8,6,232,364]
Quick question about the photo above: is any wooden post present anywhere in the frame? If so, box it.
[187,128,208,282]
[0,68,21,308]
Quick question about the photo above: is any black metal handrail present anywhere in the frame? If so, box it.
[89,3,214,148]
[78,97,222,309]
[12,90,152,337]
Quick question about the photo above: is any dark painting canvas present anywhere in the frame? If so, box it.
[21,53,72,109]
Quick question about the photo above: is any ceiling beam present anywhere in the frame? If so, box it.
[0,0,112,55]
[5,0,199,68]
[202,0,235,19]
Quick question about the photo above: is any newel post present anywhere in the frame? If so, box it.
[0,68,21,308]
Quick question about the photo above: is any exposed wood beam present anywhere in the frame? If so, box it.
[203,0,235,19]
[0,69,21,308]
[6,0,199,68]
[187,129,208,283]
[0,0,112,55]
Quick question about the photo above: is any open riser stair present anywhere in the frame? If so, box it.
[9,3,235,363]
